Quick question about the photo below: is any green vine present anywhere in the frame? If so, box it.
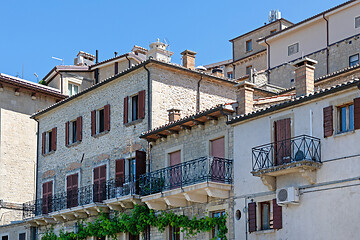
[41,205,227,240]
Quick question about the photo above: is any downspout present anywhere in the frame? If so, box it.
[245,197,248,240]
[232,63,236,80]
[264,38,271,84]
[323,13,329,74]
[125,55,131,68]
[34,118,40,240]
[143,65,151,130]
[196,74,203,112]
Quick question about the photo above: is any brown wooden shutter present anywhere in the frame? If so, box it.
[115,159,125,187]
[323,106,333,137]
[65,121,69,146]
[77,116,82,142]
[115,62,118,74]
[104,104,110,131]
[51,127,57,151]
[273,199,282,230]
[138,90,146,119]
[42,181,53,214]
[91,110,96,136]
[93,165,106,202]
[274,118,291,165]
[354,98,360,130]
[135,150,146,179]
[210,137,225,158]
[124,96,129,124]
[248,202,257,233]
[42,132,46,155]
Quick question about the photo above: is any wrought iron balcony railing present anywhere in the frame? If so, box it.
[23,176,138,218]
[252,135,321,172]
[139,156,233,196]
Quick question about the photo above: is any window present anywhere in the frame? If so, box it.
[42,181,53,214]
[19,233,25,240]
[129,234,139,240]
[355,16,360,28]
[349,54,359,67]
[2,236,8,240]
[99,108,105,133]
[227,72,233,79]
[260,202,272,230]
[144,225,150,240]
[169,226,180,240]
[212,211,225,239]
[288,43,299,56]
[66,173,79,208]
[246,40,253,52]
[338,104,354,133]
[48,131,53,153]
[42,128,57,154]
[66,117,82,146]
[71,120,77,143]
[270,29,277,35]
[129,158,136,182]
[246,65,253,75]
[68,83,79,96]
[248,200,282,233]
[91,105,110,136]
[131,95,139,121]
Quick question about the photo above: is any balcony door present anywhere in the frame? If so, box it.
[210,137,225,182]
[93,165,106,202]
[274,118,291,165]
[42,181,53,214]
[66,173,79,208]
[169,150,181,189]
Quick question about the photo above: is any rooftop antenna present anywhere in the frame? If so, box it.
[164,38,170,50]
[268,10,281,23]
[34,73,38,82]
[52,56,64,65]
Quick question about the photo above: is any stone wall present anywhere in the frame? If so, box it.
[0,222,31,240]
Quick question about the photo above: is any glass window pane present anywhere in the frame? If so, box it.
[99,109,105,133]
[340,107,347,132]
[349,105,354,130]
[132,95,138,121]
[72,121,77,143]
[68,84,72,96]
[73,85,79,94]
[262,203,270,230]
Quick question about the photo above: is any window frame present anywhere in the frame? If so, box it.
[288,42,299,56]
[337,103,354,133]
[246,65,253,76]
[169,225,180,240]
[97,108,105,134]
[246,40,253,52]
[212,210,225,239]
[227,72,233,79]
[68,119,78,144]
[131,94,139,122]
[260,202,272,230]
[349,54,359,67]
[355,16,360,28]
[68,82,79,96]
[18,233,26,240]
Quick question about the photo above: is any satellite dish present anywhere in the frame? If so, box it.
[195,66,207,71]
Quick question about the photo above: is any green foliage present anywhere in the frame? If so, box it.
[41,205,227,240]
[38,79,48,85]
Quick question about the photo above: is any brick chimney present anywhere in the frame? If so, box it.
[181,50,197,70]
[235,80,255,115]
[212,68,224,78]
[168,108,181,122]
[293,58,317,97]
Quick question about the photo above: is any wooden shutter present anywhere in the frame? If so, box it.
[273,199,282,230]
[274,118,291,165]
[51,127,57,151]
[93,165,107,202]
[354,98,360,130]
[124,96,129,124]
[104,104,110,131]
[115,62,118,74]
[138,90,146,119]
[42,181,53,214]
[115,159,125,187]
[135,150,147,179]
[65,121,69,146]
[77,116,82,142]
[91,110,96,136]
[248,202,257,233]
[42,132,46,155]
[211,137,225,158]
[323,106,333,137]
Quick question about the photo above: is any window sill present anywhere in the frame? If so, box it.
[255,229,275,235]
[93,130,110,138]
[334,130,355,137]
[42,150,55,157]
[66,141,81,148]
[124,118,144,127]
[246,49,253,53]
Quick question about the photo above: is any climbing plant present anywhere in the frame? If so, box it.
[41,205,227,240]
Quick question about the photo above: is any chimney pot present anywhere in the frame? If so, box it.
[181,50,197,70]
[293,57,317,97]
[235,80,255,115]
[167,108,181,122]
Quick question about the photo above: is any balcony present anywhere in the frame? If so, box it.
[252,135,322,190]
[139,156,233,210]
[24,177,141,226]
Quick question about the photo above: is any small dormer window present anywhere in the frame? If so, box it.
[68,83,79,96]
[355,16,360,28]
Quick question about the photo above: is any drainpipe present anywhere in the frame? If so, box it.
[196,74,203,112]
[143,65,151,130]
[125,55,131,68]
[245,197,248,240]
[323,13,329,74]
[264,38,271,83]
[34,118,40,239]
[232,63,236,80]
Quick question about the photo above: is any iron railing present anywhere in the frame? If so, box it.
[252,135,321,172]
[139,156,233,196]
[23,176,138,218]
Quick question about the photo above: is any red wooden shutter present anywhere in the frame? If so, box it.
[42,181,53,214]
[115,62,119,74]
[42,132,46,155]
[51,127,57,151]
[169,151,181,189]
[136,150,147,179]
[104,104,110,131]
[65,121,69,146]
[275,118,291,165]
[124,96,129,124]
[77,116,82,142]
[248,202,257,233]
[116,159,125,187]
[354,98,360,130]
[67,174,79,208]
[273,199,282,230]
[211,137,225,158]
[91,110,96,136]
[323,106,333,137]
[138,90,146,119]
[93,165,107,202]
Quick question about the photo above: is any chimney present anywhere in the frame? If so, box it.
[181,50,197,70]
[212,68,224,78]
[167,108,181,122]
[293,58,317,97]
[235,80,255,115]
[146,39,174,63]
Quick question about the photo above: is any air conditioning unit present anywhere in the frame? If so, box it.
[276,187,299,205]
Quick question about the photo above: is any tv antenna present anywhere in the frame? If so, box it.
[268,10,281,23]
[164,38,171,50]
[52,56,64,65]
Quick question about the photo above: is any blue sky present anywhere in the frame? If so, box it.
[0,0,345,83]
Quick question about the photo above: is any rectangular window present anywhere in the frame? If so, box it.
[260,202,272,230]
[68,83,79,96]
[129,234,139,240]
[212,211,225,240]
[129,158,136,182]
[98,108,105,133]
[338,104,354,133]
[131,95,139,121]
[169,226,180,240]
[355,16,360,28]
[19,233,26,240]
[288,43,299,56]
[2,236,8,240]
[48,131,53,153]
[246,40,253,52]
[227,72,233,79]
[270,29,277,35]
[349,54,359,67]
[246,65,252,75]
[43,128,57,154]
[70,120,77,144]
